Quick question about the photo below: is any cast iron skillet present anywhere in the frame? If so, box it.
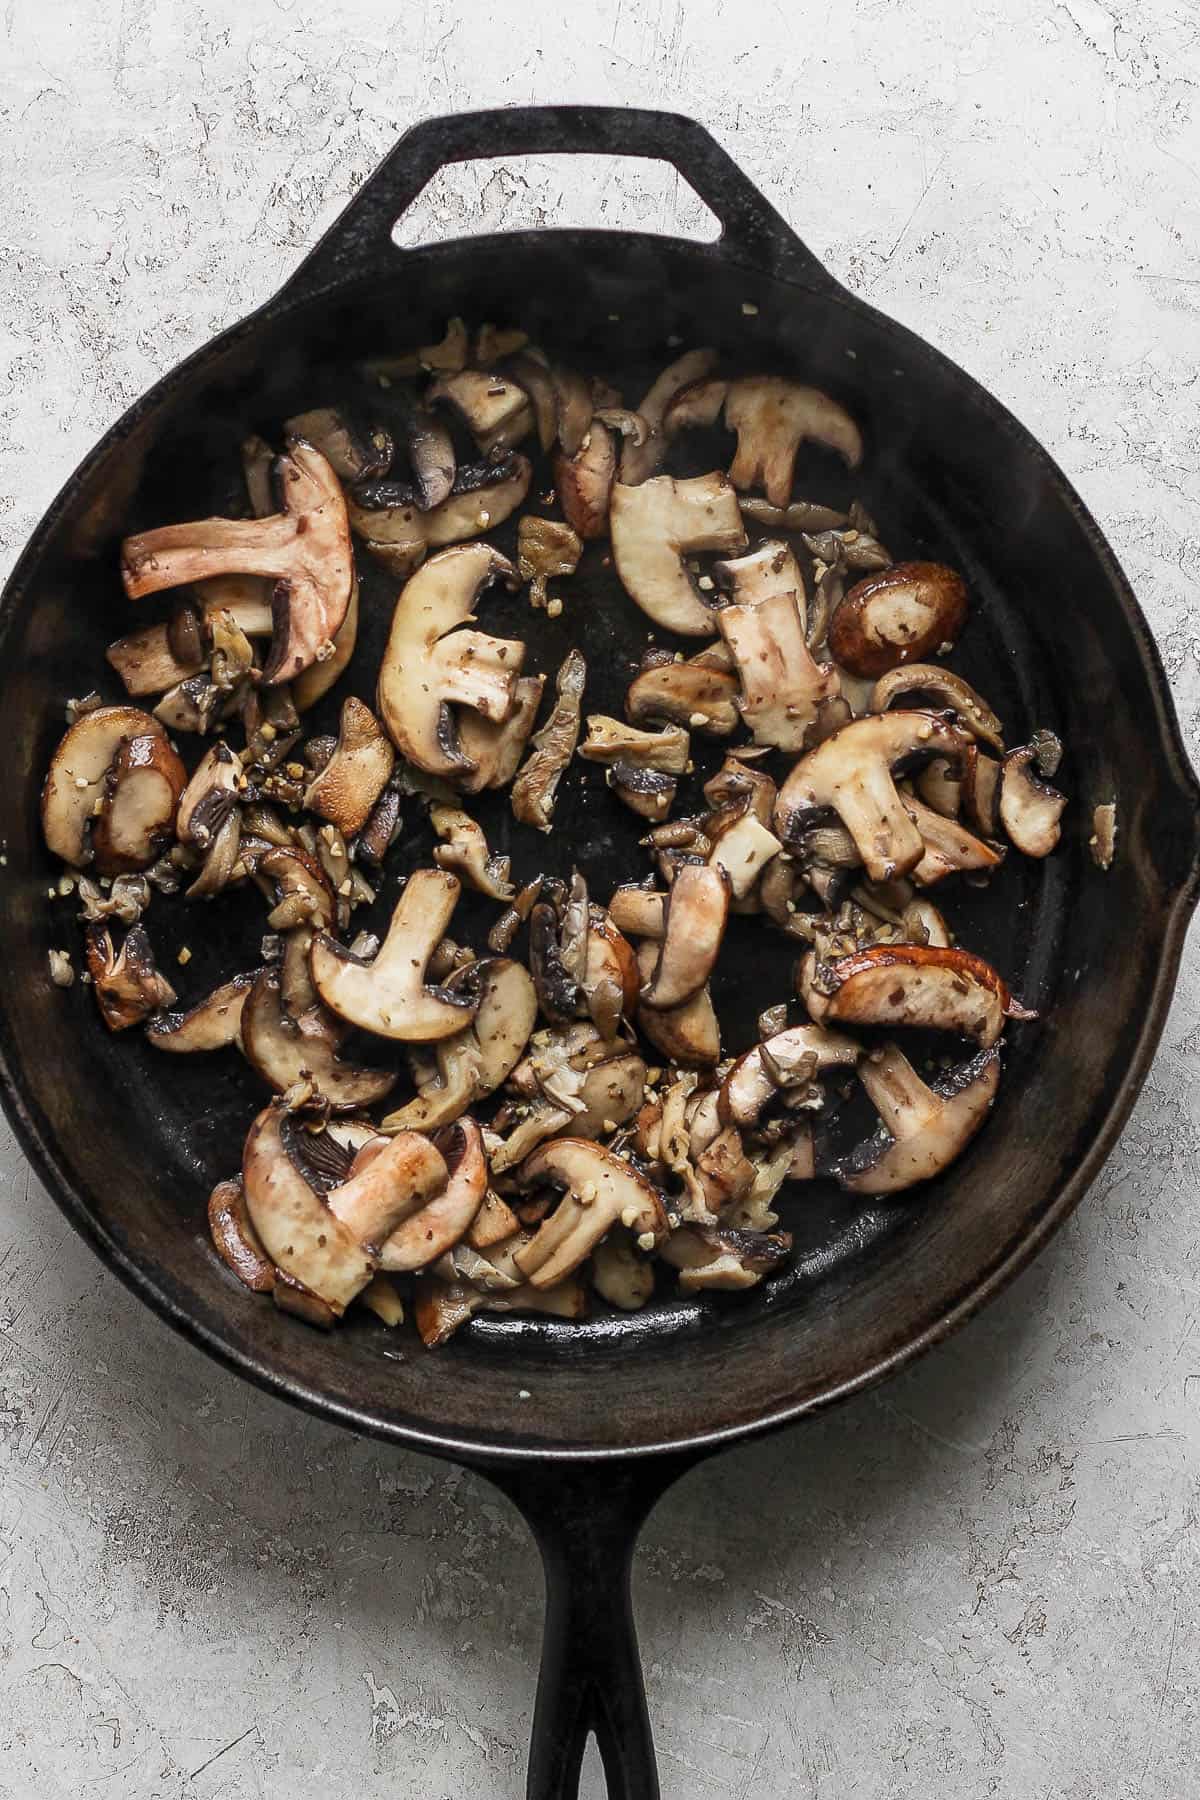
[3,107,1199,1798]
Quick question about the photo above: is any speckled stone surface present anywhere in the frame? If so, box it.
[2,4,1200,1796]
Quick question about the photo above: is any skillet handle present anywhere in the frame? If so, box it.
[483,1454,694,1800]
[281,106,840,300]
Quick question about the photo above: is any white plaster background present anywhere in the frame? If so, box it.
[2,2,1200,1795]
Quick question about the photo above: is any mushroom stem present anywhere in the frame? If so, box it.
[857,1044,940,1139]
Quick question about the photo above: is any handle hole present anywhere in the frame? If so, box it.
[391,153,722,249]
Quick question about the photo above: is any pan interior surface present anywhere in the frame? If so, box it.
[2,231,1194,1456]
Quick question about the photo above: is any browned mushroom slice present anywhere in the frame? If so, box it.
[456,674,545,796]
[517,515,583,609]
[579,716,690,773]
[640,864,730,1010]
[703,756,777,827]
[89,731,186,875]
[554,423,617,541]
[515,1140,668,1288]
[283,407,393,482]
[775,712,970,883]
[830,563,968,678]
[379,1118,487,1272]
[430,804,513,900]
[626,644,741,736]
[706,808,783,900]
[86,924,177,1032]
[105,621,205,697]
[497,348,558,450]
[208,1176,276,1292]
[377,543,523,779]
[311,868,476,1042]
[661,375,728,438]
[250,845,336,932]
[349,454,531,570]
[802,943,1020,1047]
[658,1224,793,1291]
[903,794,1004,886]
[240,967,397,1107]
[620,347,719,486]
[42,704,178,869]
[914,756,962,818]
[147,972,254,1053]
[303,697,395,837]
[634,942,721,1067]
[591,1229,656,1311]
[833,1041,1001,1195]
[412,1272,587,1346]
[176,742,241,852]
[489,1046,647,1174]
[724,377,862,505]
[582,912,639,1039]
[610,472,746,636]
[427,368,533,453]
[961,745,1003,837]
[870,664,1004,753]
[607,763,675,821]
[1001,735,1067,857]
[738,496,849,533]
[608,885,667,942]
[121,439,353,685]
[511,649,586,832]
[717,590,841,751]
[467,1187,521,1250]
[382,957,537,1133]
[719,1024,862,1128]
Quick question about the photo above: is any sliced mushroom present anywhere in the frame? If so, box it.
[348,454,532,571]
[105,621,205,698]
[915,756,962,818]
[719,1024,861,1128]
[660,375,727,439]
[529,898,585,1026]
[283,408,392,482]
[775,712,970,883]
[620,347,718,486]
[579,716,690,773]
[456,674,545,797]
[42,704,178,869]
[430,804,513,900]
[591,1228,655,1311]
[703,756,776,828]
[514,1140,668,1288]
[467,1187,521,1251]
[657,1224,793,1291]
[723,377,862,503]
[310,868,477,1042]
[511,648,586,832]
[517,515,583,609]
[554,423,617,541]
[626,645,741,736]
[240,967,397,1107]
[381,958,537,1132]
[412,1272,587,1346]
[89,731,187,875]
[249,845,335,932]
[640,864,730,1010]
[85,924,177,1031]
[830,563,968,678]
[583,912,639,1039]
[903,793,1004,886]
[717,589,841,751]
[1001,737,1067,857]
[608,763,677,821]
[146,972,254,1053]
[121,439,354,685]
[707,809,783,900]
[870,664,1004,753]
[303,698,395,838]
[608,886,667,941]
[176,742,241,851]
[833,1041,1001,1196]
[427,368,532,454]
[356,780,403,866]
[379,1118,487,1272]
[610,472,747,636]
[634,942,721,1067]
[738,496,849,533]
[376,543,523,779]
[208,1176,276,1292]
[802,943,1019,1047]
[961,746,1003,838]
[1091,801,1117,871]
[288,578,359,714]
[497,348,558,451]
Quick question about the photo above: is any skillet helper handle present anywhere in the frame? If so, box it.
[487,1456,692,1800]
[281,105,840,300]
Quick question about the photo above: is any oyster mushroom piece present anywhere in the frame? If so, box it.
[303,698,395,838]
[640,864,731,1010]
[208,1176,275,1292]
[310,868,478,1042]
[620,347,719,486]
[430,805,513,900]
[719,1024,862,1128]
[380,1118,488,1272]
[376,543,523,779]
[249,845,335,933]
[775,711,971,883]
[381,958,537,1133]
[830,563,968,678]
[579,716,690,773]
[514,1140,668,1289]
[724,377,862,504]
[42,704,181,870]
[1001,735,1067,857]
[239,967,397,1107]
[121,439,353,685]
[801,943,1022,1048]
[511,649,586,832]
[634,942,721,1067]
[832,1041,1001,1196]
[870,664,1004,753]
[658,1224,793,1292]
[85,924,177,1032]
[489,1048,647,1175]
[517,515,583,610]
[611,472,747,636]
[146,972,255,1053]
[626,644,741,736]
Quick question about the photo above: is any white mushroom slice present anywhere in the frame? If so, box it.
[626,646,741,736]
[380,1118,487,1272]
[719,1024,861,1128]
[620,347,718,485]
[590,1229,655,1311]
[511,648,586,832]
[961,746,1003,838]
[303,698,394,837]
[658,1224,793,1291]
[381,958,537,1133]
[634,942,721,1066]
[42,704,175,868]
[1001,737,1067,857]
[105,622,204,697]
[578,716,690,774]
[457,674,545,796]
[661,375,728,438]
[903,793,1004,886]
[467,1188,521,1251]
[707,810,783,899]
[430,805,514,901]
[176,742,241,850]
[582,914,639,1039]
[208,1176,276,1292]
[870,664,1004,753]
[915,756,962,818]
[802,943,1018,1048]
[901,897,953,948]
[515,1140,668,1289]
[830,564,967,678]
[349,456,532,574]
[834,1041,1001,1195]
[427,369,532,451]
[121,439,353,685]
[239,967,397,1108]
[85,924,176,1032]
[146,972,254,1053]
[724,377,862,505]
[775,711,970,883]
[311,868,476,1042]
[90,731,187,874]
[242,1104,446,1312]
[640,864,731,1010]
[608,886,667,941]
[376,543,523,779]
[610,472,747,636]
[717,588,841,751]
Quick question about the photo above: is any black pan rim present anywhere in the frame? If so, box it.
[3,226,1199,1466]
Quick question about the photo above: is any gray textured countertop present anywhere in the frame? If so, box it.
[2,3,1199,1795]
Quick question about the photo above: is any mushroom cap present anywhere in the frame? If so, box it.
[239,967,398,1108]
[310,868,478,1043]
[42,704,176,868]
[834,1044,1001,1196]
[1000,741,1067,857]
[803,943,1014,1047]
[830,563,968,678]
[610,472,747,636]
